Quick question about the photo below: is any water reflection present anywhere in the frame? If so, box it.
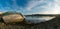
[25,16,55,24]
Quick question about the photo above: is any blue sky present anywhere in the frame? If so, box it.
[0,0,60,15]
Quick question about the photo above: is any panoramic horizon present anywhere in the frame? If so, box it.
[0,0,60,15]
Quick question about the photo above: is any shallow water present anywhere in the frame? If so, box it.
[25,16,55,24]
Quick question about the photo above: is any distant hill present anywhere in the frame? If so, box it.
[24,14,60,17]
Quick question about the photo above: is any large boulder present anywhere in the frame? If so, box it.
[2,12,25,24]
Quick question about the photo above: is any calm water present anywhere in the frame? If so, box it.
[25,16,55,24]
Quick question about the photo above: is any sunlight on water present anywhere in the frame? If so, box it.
[25,16,55,24]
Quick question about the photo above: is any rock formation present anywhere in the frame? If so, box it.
[2,12,25,24]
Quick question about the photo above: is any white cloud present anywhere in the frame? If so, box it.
[25,0,53,11]
[25,0,60,14]
[0,0,60,14]
[25,0,46,11]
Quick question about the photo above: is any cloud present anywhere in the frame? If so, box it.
[0,0,60,14]
[24,0,60,14]
[52,0,60,14]
[25,0,44,10]
[25,0,53,11]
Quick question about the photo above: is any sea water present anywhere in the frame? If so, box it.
[25,16,55,24]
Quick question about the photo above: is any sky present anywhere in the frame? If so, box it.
[0,0,60,15]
